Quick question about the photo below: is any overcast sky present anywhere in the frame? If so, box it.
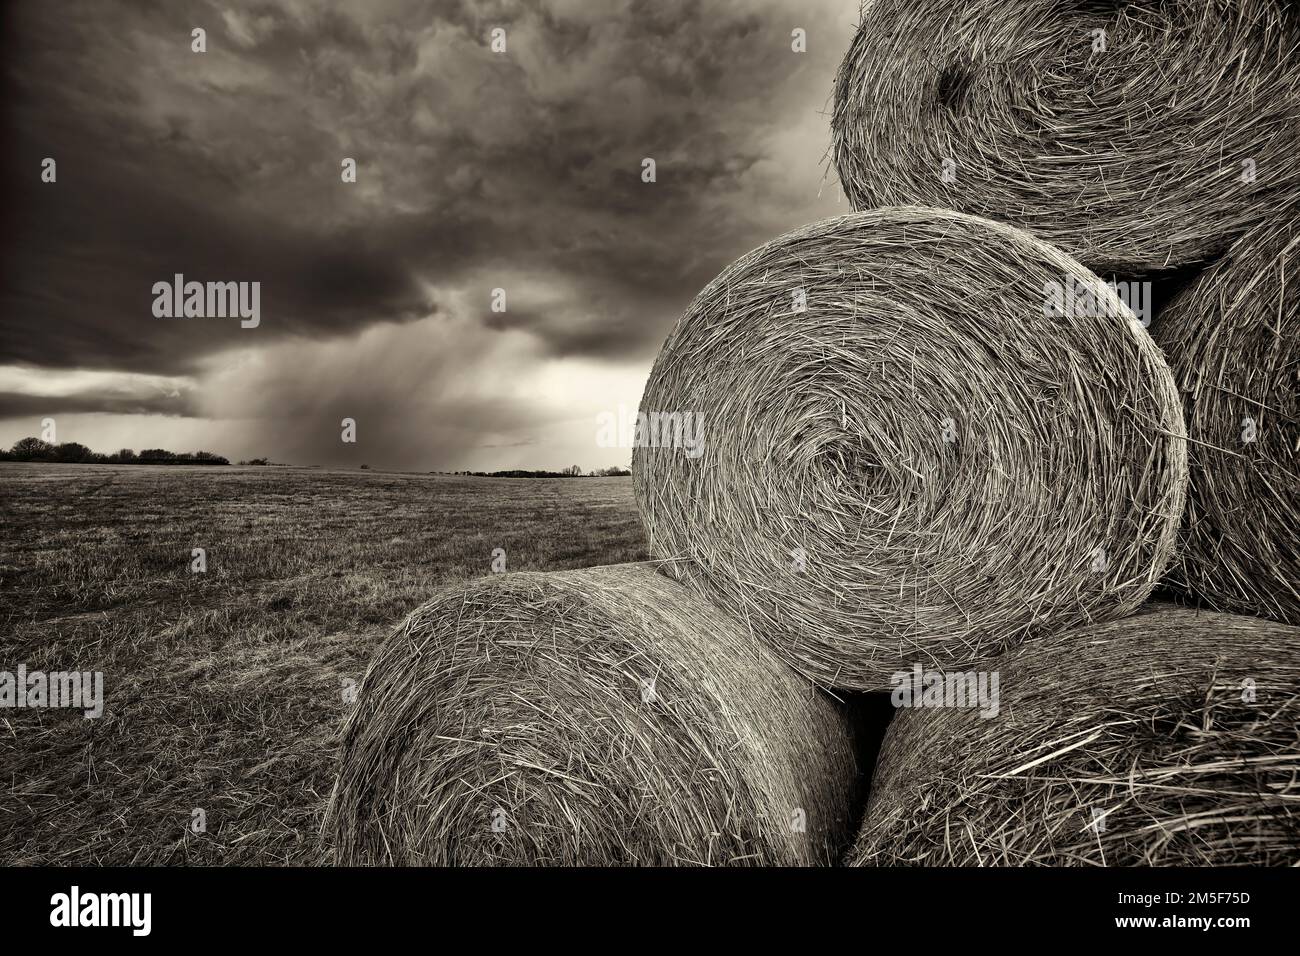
[2,0,855,470]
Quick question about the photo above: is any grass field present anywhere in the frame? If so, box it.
[0,463,647,864]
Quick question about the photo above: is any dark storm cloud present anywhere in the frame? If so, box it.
[1,0,848,464]
[1,0,432,374]
[0,388,198,418]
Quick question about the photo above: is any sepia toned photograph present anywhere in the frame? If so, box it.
[1,0,1296,940]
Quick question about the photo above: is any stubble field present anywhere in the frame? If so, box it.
[0,463,646,864]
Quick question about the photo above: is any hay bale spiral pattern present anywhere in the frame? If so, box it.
[634,206,1187,691]
[1153,209,1300,623]
[850,605,1300,866]
[831,0,1300,273]
[327,563,860,866]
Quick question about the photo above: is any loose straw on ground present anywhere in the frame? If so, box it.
[327,563,861,866]
[849,604,1300,866]
[1154,208,1300,624]
[633,206,1188,691]
[831,0,1300,273]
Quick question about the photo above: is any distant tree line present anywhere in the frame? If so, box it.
[2,439,632,475]
[1,437,230,465]
[438,465,631,478]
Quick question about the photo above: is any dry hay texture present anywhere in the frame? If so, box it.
[1153,207,1300,624]
[831,0,1300,273]
[633,206,1187,691]
[327,563,860,866]
[849,605,1300,866]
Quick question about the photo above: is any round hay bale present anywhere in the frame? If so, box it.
[633,206,1188,691]
[326,563,860,865]
[830,0,1300,273]
[1153,209,1300,624]
[849,605,1300,866]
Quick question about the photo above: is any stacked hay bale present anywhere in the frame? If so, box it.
[830,0,1300,273]
[822,3,1299,866]
[849,606,1300,866]
[327,564,860,866]
[828,0,1300,624]
[634,206,1187,690]
[331,3,1299,868]
[1153,211,1299,624]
